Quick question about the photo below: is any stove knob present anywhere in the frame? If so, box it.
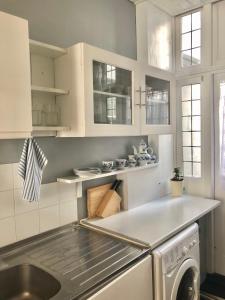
[182,246,188,256]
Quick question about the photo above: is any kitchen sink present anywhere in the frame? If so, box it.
[0,263,61,300]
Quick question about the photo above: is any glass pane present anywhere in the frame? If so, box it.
[192,84,200,99]
[182,14,191,33]
[192,116,201,131]
[183,132,191,146]
[146,103,169,124]
[192,29,201,48]
[145,76,170,125]
[182,50,192,67]
[192,100,201,115]
[182,85,191,101]
[182,116,191,131]
[192,132,201,146]
[176,268,195,299]
[182,101,191,116]
[182,32,191,50]
[184,162,192,177]
[93,61,132,96]
[193,162,201,177]
[183,147,192,161]
[192,11,201,30]
[193,147,201,162]
[94,93,132,124]
[192,48,201,65]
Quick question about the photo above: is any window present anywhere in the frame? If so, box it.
[181,11,201,67]
[181,84,201,177]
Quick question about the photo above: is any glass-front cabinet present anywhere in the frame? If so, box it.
[139,66,175,135]
[55,43,174,137]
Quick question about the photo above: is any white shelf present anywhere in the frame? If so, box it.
[146,99,169,104]
[29,39,67,58]
[57,163,159,184]
[32,126,70,131]
[93,90,131,99]
[31,85,68,96]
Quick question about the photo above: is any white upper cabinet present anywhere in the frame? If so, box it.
[136,1,174,72]
[55,43,174,137]
[138,64,175,135]
[55,43,140,137]
[0,11,32,138]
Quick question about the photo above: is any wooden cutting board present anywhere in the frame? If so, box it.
[87,183,112,218]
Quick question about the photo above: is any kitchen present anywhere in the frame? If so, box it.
[0,0,223,299]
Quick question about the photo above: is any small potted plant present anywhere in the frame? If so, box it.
[171,167,184,197]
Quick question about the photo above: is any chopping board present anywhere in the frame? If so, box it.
[87,183,112,218]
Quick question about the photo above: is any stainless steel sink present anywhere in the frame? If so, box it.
[0,264,61,300]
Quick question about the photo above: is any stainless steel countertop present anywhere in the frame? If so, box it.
[0,225,149,300]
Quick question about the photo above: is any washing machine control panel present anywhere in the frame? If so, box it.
[161,231,199,274]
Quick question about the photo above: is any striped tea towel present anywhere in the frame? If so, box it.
[18,138,48,202]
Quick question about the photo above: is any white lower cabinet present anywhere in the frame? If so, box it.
[88,255,153,300]
[0,11,32,138]
[55,42,175,137]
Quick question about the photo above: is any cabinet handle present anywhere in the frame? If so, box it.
[135,87,146,107]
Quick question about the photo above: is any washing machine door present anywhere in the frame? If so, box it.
[171,259,200,300]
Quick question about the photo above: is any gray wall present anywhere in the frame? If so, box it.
[0,0,142,218]
[0,0,137,59]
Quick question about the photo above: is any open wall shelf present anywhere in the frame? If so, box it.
[29,39,67,58]
[31,85,68,96]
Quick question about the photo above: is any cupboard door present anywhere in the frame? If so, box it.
[0,11,32,138]
[93,61,132,126]
[139,66,175,135]
[83,44,140,136]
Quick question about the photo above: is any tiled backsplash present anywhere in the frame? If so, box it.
[0,163,78,248]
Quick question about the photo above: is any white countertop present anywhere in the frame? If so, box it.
[81,195,220,249]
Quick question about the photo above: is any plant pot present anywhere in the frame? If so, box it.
[171,180,183,197]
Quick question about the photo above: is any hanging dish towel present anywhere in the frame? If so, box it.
[18,138,48,202]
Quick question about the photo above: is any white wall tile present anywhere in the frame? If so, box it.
[0,165,78,248]
[0,217,16,247]
[15,211,39,241]
[39,183,59,208]
[13,163,23,189]
[60,200,77,226]
[0,190,14,219]
[39,205,59,233]
[14,188,38,215]
[0,164,13,192]
[58,183,76,203]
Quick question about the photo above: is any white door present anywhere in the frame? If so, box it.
[214,72,225,275]
[88,256,153,300]
[0,11,32,138]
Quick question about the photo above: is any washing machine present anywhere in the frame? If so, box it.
[153,223,200,300]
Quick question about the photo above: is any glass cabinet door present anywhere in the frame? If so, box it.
[145,75,170,125]
[93,61,132,125]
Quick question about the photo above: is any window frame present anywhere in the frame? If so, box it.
[176,8,203,72]
[176,76,203,182]
[181,83,202,178]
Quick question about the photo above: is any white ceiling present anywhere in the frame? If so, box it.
[130,0,217,16]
